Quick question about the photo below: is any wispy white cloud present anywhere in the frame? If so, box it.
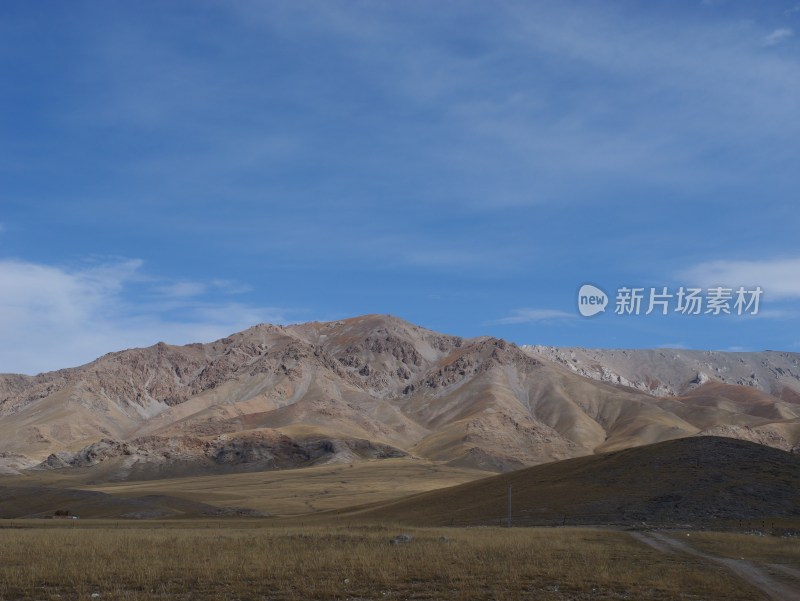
[678,257,800,300]
[153,279,252,299]
[657,342,689,349]
[80,1,800,216]
[0,259,290,375]
[210,279,252,295]
[764,28,793,46]
[491,308,575,325]
[722,345,748,352]
[154,281,208,298]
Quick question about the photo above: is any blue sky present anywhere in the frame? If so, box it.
[1,0,799,374]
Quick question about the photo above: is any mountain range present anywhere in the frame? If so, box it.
[1,315,798,480]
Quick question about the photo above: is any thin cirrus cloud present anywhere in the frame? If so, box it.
[153,279,252,299]
[678,257,800,300]
[0,259,290,375]
[764,28,794,46]
[58,1,800,217]
[491,309,576,325]
[154,281,209,298]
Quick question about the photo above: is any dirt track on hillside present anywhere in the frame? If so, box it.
[631,531,800,601]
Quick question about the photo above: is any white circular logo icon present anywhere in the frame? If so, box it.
[578,284,608,317]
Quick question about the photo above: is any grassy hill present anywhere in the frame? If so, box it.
[350,436,800,527]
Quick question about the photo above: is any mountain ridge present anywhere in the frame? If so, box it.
[1,314,798,480]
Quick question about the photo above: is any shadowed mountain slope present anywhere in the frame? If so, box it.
[0,483,267,519]
[351,436,800,526]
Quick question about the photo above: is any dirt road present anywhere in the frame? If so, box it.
[630,531,800,601]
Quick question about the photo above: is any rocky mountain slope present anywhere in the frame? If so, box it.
[523,345,800,399]
[1,315,798,480]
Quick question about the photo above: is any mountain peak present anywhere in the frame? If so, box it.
[1,315,798,480]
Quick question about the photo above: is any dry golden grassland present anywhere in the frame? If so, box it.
[680,530,800,565]
[0,522,771,601]
[69,459,489,516]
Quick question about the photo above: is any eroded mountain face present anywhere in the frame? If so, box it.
[1,315,798,479]
[523,346,800,398]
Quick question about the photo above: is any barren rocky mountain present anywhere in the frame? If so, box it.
[523,345,800,398]
[1,315,798,480]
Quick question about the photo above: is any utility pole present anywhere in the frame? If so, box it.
[507,484,512,528]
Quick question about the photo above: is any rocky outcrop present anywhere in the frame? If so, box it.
[36,431,407,479]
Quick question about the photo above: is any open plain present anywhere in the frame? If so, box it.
[2,519,799,601]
